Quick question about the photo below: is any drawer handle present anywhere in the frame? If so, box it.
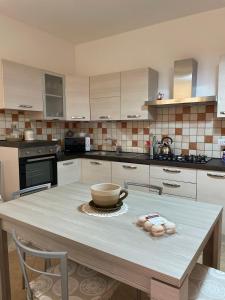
[99,116,110,119]
[17,104,33,108]
[71,116,86,120]
[63,162,74,166]
[163,182,181,188]
[207,173,225,179]
[122,165,137,169]
[127,114,141,119]
[220,111,225,115]
[90,161,102,165]
[163,168,181,174]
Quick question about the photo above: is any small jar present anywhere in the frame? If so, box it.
[24,129,34,141]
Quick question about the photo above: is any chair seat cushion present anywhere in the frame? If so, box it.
[189,263,225,300]
[30,260,119,300]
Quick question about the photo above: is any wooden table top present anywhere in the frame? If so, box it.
[0,183,222,287]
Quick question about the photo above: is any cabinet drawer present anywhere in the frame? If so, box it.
[57,159,81,186]
[112,162,149,191]
[81,159,111,184]
[150,165,196,183]
[150,177,196,199]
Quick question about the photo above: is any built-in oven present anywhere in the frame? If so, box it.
[19,145,58,190]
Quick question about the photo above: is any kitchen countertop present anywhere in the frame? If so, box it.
[58,150,225,172]
[0,140,58,148]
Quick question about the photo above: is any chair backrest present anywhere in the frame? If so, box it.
[12,230,68,300]
[124,181,163,195]
[11,183,51,200]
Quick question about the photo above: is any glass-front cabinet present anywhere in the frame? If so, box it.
[44,73,65,119]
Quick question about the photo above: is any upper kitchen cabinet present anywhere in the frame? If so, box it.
[65,75,90,121]
[0,60,43,111]
[121,68,158,120]
[43,72,65,120]
[90,72,121,120]
[218,55,225,118]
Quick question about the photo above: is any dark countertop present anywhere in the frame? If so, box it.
[0,140,59,148]
[58,151,225,172]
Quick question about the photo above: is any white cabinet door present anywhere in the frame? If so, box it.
[121,68,158,120]
[65,75,90,121]
[218,55,225,117]
[90,97,120,121]
[2,60,43,111]
[90,72,120,99]
[197,170,225,232]
[112,162,149,191]
[57,159,81,186]
[81,159,111,184]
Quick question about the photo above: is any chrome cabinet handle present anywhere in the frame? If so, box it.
[99,116,110,119]
[63,161,74,166]
[71,116,86,119]
[17,104,33,108]
[122,165,137,169]
[220,111,225,114]
[163,182,181,188]
[90,161,102,165]
[163,168,181,174]
[207,173,225,179]
[127,114,141,119]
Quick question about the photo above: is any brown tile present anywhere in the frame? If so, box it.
[197,113,206,121]
[5,128,11,135]
[102,128,107,134]
[18,110,24,115]
[121,122,127,129]
[25,121,31,129]
[73,123,77,128]
[175,128,182,135]
[221,128,225,135]
[132,128,138,134]
[89,128,93,134]
[175,114,183,121]
[204,135,213,143]
[189,142,197,150]
[12,114,18,122]
[98,145,102,150]
[132,140,138,147]
[206,105,215,113]
[36,128,42,135]
[182,149,189,155]
[183,106,191,114]
[143,128,149,135]
[90,138,93,145]
[65,122,69,129]
[97,122,102,128]
[0,109,5,113]
[47,134,52,141]
[47,122,52,128]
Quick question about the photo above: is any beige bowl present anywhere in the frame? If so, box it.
[91,183,128,207]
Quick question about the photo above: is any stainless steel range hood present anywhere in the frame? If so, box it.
[146,58,216,106]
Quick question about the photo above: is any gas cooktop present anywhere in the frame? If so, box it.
[153,154,211,164]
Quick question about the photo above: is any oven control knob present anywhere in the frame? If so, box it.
[37,150,42,153]
[25,151,30,155]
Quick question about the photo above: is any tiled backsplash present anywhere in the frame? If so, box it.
[0,104,225,158]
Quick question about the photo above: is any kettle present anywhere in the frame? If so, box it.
[159,136,173,155]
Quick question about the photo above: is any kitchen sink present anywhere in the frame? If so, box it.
[86,151,143,158]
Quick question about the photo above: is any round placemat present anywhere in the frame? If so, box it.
[80,202,128,217]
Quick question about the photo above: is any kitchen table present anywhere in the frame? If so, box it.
[0,183,222,300]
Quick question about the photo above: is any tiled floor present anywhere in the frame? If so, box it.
[9,243,225,300]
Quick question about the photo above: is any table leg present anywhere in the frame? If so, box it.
[150,276,188,300]
[203,212,222,269]
[0,225,11,300]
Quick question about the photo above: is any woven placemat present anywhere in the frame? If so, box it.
[80,202,128,218]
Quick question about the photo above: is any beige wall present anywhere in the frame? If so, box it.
[75,8,225,98]
[0,14,75,75]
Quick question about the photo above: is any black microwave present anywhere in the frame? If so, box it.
[64,137,91,154]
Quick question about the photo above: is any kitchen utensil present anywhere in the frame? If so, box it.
[159,136,173,155]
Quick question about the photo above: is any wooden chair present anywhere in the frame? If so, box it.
[124,181,163,195]
[12,230,119,300]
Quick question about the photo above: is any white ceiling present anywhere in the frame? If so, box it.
[0,0,225,45]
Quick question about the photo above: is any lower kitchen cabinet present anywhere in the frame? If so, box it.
[81,159,111,184]
[112,162,149,191]
[57,159,81,186]
[197,170,225,233]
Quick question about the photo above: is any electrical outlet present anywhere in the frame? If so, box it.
[218,138,225,146]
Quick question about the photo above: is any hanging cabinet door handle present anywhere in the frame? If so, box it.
[99,116,110,119]
[207,173,225,179]
[163,168,181,174]
[17,104,33,108]
[127,114,141,119]
[162,182,181,188]
[220,111,225,115]
[71,116,86,120]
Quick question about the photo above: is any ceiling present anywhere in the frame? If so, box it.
[0,0,225,45]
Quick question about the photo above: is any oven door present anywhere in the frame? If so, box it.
[19,155,57,189]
